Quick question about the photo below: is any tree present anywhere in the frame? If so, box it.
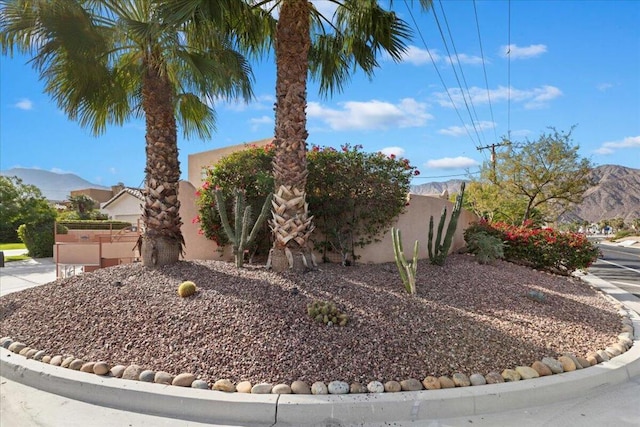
[468,128,592,224]
[268,0,432,271]
[0,176,54,242]
[67,194,98,220]
[1,0,257,267]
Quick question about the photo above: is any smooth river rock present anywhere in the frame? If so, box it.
[422,376,441,390]
[272,384,292,394]
[251,383,273,394]
[172,373,196,387]
[515,366,539,380]
[213,379,236,392]
[452,373,471,387]
[400,378,423,391]
[122,365,144,381]
[311,382,328,395]
[328,381,349,395]
[367,381,385,393]
[531,361,552,376]
[469,373,486,386]
[154,371,174,385]
[236,381,252,393]
[541,357,564,374]
[384,381,402,392]
[291,380,310,394]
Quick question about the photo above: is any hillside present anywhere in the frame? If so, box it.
[0,168,108,202]
[411,165,640,224]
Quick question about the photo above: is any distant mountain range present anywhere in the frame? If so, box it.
[0,168,108,202]
[411,164,640,224]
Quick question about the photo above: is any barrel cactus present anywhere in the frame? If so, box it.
[178,281,197,297]
[307,300,348,326]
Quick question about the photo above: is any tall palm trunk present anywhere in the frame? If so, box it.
[139,56,184,267]
[269,0,314,272]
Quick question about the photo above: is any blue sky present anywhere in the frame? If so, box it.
[1,0,639,190]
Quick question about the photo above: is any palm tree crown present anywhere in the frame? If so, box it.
[1,0,258,267]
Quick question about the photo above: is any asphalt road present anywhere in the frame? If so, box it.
[589,244,640,298]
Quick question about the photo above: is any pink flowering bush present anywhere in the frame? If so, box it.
[196,143,418,262]
[464,219,599,274]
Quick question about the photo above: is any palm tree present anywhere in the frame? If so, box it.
[1,0,257,267]
[265,0,433,271]
[168,0,432,271]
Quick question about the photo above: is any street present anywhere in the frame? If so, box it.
[590,244,640,298]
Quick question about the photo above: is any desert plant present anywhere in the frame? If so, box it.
[306,300,348,326]
[465,230,504,264]
[391,227,419,295]
[177,281,197,297]
[428,183,466,266]
[214,188,273,268]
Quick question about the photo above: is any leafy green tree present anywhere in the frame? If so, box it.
[0,176,55,242]
[468,128,592,224]
[1,0,257,267]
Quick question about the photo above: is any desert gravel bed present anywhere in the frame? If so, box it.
[0,254,622,385]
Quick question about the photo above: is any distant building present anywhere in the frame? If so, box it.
[100,187,144,225]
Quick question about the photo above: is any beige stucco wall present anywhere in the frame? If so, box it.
[354,194,476,264]
[187,138,273,188]
[178,188,477,265]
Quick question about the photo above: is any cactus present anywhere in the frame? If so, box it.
[428,182,466,266]
[178,281,197,297]
[391,227,419,295]
[214,189,273,268]
[307,300,348,326]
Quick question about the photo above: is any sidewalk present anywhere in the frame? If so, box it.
[0,257,56,296]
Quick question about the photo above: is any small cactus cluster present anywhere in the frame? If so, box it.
[178,281,197,298]
[307,300,348,326]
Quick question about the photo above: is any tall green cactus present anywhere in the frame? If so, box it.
[214,189,273,268]
[391,227,419,295]
[428,182,466,266]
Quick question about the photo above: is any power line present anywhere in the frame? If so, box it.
[413,170,481,179]
[472,0,499,143]
[507,0,512,142]
[402,0,479,148]
[431,1,483,148]
[437,0,487,147]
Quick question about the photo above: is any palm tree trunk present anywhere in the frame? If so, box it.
[269,0,314,272]
[139,57,184,267]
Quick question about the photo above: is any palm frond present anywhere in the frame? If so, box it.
[176,92,215,139]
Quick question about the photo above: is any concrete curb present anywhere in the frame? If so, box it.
[1,275,639,426]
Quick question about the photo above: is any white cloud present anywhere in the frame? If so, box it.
[439,121,496,137]
[210,93,274,112]
[380,146,405,157]
[109,167,117,174]
[399,45,441,65]
[250,115,273,131]
[500,44,547,59]
[307,98,432,131]
[15,98,33,110]
[597,83,614,92]
[446,53,484,65]
[426,156,479,170]
[594,136,640,155]
[433,85,562,110]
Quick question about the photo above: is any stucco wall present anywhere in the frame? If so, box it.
[178,186,477,265]
[187,138,273,188]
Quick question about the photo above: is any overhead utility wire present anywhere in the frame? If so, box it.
[472,0,499,143]
[402,0,479,148]
[507,0,512,142]
[437,0,486,147]
[430,2,483,148]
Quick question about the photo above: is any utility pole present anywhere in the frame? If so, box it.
[477,140,510,183]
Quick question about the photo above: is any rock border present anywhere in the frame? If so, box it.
[0,301,635,396]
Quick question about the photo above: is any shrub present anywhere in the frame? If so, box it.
[18,221,56,258]
[57,220,132,230]
[307,300,348,326]
[464,220,598,274]
[196,143,417,263]
[465,231,504,264]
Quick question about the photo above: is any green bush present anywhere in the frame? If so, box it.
[57,220,132,230]
[465,230,504,264]
[18,221,55,258]
[195,143,417,262]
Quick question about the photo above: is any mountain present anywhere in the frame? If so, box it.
[562,165,640,224]
[0,168,108,202]
[410,179,467,197]
[411,165,640,224]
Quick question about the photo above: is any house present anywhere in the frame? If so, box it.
[100,187,144,226]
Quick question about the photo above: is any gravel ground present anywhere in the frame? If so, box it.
[0,254,622,385]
